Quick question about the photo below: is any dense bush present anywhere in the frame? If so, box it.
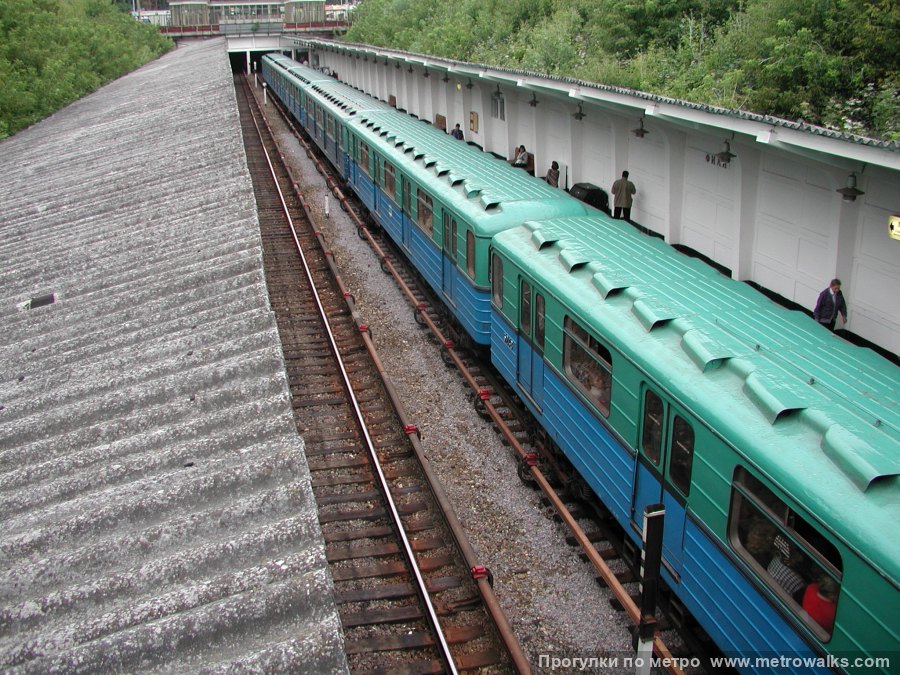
[0,0,173,139]
[347,0,898,141]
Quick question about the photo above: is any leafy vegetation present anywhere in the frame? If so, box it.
[0,0,173,140]
[347,0,899,140]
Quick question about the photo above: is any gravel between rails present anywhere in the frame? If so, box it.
[251,82,637,674]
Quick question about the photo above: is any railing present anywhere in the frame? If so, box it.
[158,20,350,36]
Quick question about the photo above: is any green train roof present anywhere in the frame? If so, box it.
[493,216,900,580]
[267,58,588,231]
[350,109,588,232]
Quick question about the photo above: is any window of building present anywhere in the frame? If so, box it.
[563,317,612,416]
[491,90,505,121]
[416,189,433,235]
[491,254,503,308]
[730,467,843,641]
[384,162,396,200]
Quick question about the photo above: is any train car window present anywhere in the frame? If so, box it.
[563,316,612,416]
[384,162,396,200]
[416,189,433,235]
[641,390,664,465]
[668,416,694,497]
[466,232,475,278]
[326,115,335,138]
[491,254,503,307]
[442,213,458,260]
[535,293,545,351]
[402,177,411,215]
[316,105,323,127]
[730,467,843,641]
[359,142,370,176]
[521,281,532,336]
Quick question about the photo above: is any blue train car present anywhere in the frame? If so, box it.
[490,217,899,673]
[262,60,587,344]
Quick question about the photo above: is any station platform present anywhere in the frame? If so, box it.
[0,38,348,673]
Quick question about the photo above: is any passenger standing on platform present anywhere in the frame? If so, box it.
[611,170,636,220]
[813,279,848,331]
[450,123,464,140]
[545,161,560,187]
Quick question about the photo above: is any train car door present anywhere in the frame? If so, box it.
[631,388,693,578]
[441,213,458,307]
[516,280,545,409]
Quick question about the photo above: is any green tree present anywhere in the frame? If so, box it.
[0,0,172,139]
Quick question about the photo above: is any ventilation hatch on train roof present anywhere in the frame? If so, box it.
[631,296,679,331]
[530,229,560,250]
[592,269,639,298]
[559,246,590,272]
[820,422,899,491]
[681,327,743,372]
[742,370,808,425]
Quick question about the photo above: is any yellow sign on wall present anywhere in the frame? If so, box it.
[890,215,900,241]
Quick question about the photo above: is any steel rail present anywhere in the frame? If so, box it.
[264,88,532,674]
[242,79,459,675]
[269,93,686,673]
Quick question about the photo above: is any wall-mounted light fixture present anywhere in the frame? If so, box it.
[466,78,474,90]
[384,59,390,67]
[632,118,648,138]
[395,61,401,69]
[836,172,865,202]
[573,103,586,120]
[715,139,736,164]
[529,93,539,107]
[408,65,414,73]
[442,73,450,83]
[423,68,430,78]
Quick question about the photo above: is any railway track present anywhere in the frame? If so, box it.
[234,75,526,674]
[255,77,735,674]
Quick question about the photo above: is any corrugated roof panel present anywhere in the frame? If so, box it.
[0,39,347,673]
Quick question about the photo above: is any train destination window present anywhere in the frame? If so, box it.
[641,390,664,466]
[359,141,370,176]
[563,317,612,416]
[730,467,843,641]
[491,255,503,307]
[384,162,396,200]
[669,416,694,497]
[416,189,433,235]
[466,232,475,279]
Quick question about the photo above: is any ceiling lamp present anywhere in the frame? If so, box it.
[529,93,539,107]
[573,103,586,120]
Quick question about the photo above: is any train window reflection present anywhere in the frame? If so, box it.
[730,467,843,641]
[491,254,503,307]
[563,316,611,416]
[669,416,694,496]
[641,390,663,466]
[416,190,433,235]
[384,162,396,200]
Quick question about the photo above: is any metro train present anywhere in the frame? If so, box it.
[261,53,899,673]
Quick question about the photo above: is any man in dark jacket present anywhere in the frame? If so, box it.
[813,279,848,331]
